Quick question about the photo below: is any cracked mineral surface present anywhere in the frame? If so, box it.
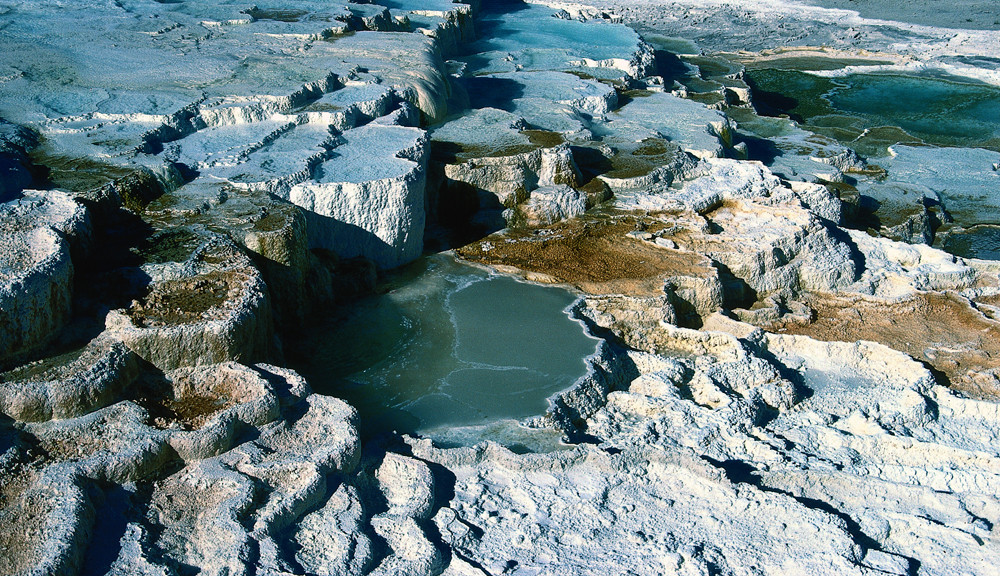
[1,0,1000,575]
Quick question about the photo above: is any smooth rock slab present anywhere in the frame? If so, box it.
[868,144,1000,230]
[598,91,732,159]
[432,107,533,159]
[462,71,617,136]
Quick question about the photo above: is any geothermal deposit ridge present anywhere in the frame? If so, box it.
[2,0,1000,574]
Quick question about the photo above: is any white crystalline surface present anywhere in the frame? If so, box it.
[0,0,452,269]
[598,91,730,158]
[315,124,425,184]
[1,1,1000,576]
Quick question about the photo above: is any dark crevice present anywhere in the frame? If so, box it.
[700,456,920,575]
[743,340,813,402]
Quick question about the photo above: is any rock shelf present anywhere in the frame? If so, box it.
[1,0,999,575]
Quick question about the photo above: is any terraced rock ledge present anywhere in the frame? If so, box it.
[1,1,999,575]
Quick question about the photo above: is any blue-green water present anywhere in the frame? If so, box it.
[739,65,1000,260]
[745,69,1000,155]
[463,0,642,76]
[290,254,600,444]
[942,226,1000,260]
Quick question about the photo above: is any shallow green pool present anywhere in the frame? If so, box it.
[289,254,600,445]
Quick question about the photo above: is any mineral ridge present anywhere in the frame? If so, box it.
[1,0,999,575]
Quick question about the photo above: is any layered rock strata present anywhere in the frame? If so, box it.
[1,1,999,575]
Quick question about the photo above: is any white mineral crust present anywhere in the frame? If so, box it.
[1,1,999,575]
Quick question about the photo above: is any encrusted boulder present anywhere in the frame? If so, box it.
[0,334,141,422]
[376,452,436,519]
[518,184,586,227]
[0,190,91,365]
[105,238,273,371]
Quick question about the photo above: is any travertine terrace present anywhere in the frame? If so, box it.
[1,0,999,574]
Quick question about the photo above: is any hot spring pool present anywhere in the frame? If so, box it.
[289,254,601,448]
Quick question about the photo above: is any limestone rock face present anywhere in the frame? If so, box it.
[788,180,844,224]
[622,158,779,214]
[0,190,91,365]
[443,143,583,229]
[294,484,373,576]
[376,453,436,519]
[519,185,587,227]
[0,226,73,364]
[3,0,1000,574]
[395,300,1000,575]
[240,203,312,325]
[414,440,867,576]
[699,199,859,295]
[289,124,429,269]
[0,465,95,576]
[763,334,936,431]
[848,230,978,298]
[574,37,658,79]
[369,515,445,576]
[0,334,140,422]
[537,145,582,188]
[445,144,581,204]
[3,362,362,575]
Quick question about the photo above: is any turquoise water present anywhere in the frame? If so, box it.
[740,66,1000,260]
[745,69,1000,155]
[827,73,1000,150]
[289,254,600,444]
[474,1,641,62]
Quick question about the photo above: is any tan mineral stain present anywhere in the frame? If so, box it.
[457,210,716,296]
[763,291,1000,399]
[126,271,237,328]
